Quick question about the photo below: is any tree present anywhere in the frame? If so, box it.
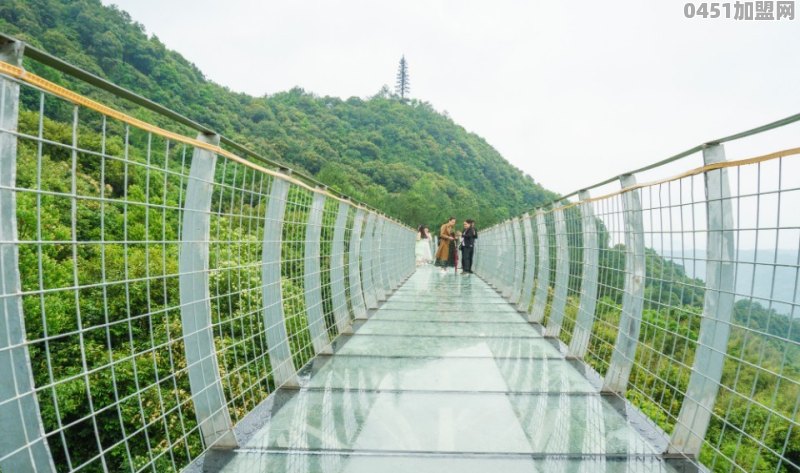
[395,55,410,99]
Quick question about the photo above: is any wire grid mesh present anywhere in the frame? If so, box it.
[533,211,557,327]
[10,82,205,471]
[208,154,275,425]
[279,185,317,374]
[698,157,800,473]
[623,174,706,438]
[480,150,800,473]
[317,196,341,341]
[553,204,585,346]
[584,193,628,379]
[523,214,540,314]
[0,59,416,473]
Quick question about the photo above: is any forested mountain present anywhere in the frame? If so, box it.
[0,0,556,228]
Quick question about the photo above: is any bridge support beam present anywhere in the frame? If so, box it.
[178,132,237,448]
[545,205,570,338]
[0,39,57,473]
[517,214,537,312]
[304,191,332,355]
[261,177,299,387]
[348,210,368,320]
[530,211,551,323]
[602,174,646,394]
[568,191,600,359]
[330,201,351,334]
[669,144,736,456]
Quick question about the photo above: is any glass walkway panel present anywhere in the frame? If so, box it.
[197,267,690,473]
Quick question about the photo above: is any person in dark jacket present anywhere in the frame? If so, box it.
[461,219,478,274]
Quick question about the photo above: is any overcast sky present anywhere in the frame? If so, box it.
[102,0,800,196]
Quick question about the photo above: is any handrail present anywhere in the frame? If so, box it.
[537,111,800,209]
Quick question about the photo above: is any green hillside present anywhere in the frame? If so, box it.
[0,0,556,228]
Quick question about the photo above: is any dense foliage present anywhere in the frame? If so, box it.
[0,0,555,229]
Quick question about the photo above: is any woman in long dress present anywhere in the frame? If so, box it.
[435,218,456,271]
[415,225,433,265]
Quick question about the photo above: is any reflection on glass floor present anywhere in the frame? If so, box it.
[201,267,694,473]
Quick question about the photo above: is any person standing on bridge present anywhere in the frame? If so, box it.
[435,217,456,272]
[461,219,478,274]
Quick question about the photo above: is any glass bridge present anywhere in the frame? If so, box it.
[195,266,689,473]
[0,35,798,473]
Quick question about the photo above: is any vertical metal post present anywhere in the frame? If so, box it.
[517,213,536,312]
[330,201,351,334]
[602,174,646,394]
[360,213,379,309]
[530,211,551,323]
[261,177,299,387]
[0,39,57,473]
[568,191,600,358]
[503,223,515,295]
[348,210,368,320]
[510,217,524,303]
[303,191,331,355]
[373,218,388,300]
[178,132,237,448]
[378,219,392,295]
[669,145,736,455]
[545,206,570,338]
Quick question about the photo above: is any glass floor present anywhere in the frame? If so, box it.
[198,267,698,473]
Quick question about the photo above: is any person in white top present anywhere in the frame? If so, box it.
[415,225,433,265]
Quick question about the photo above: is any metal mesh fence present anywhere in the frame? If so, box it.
[478,145,800,472]
[0,44,415,473]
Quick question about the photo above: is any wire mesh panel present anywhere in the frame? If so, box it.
[531,211,551,324]
[556,203,585,347]
[695,153,800,473]
[584,193,628,379]
[0,43,416,473]
[624,170,706,441]
[481,143,800,472]
[568,192,600,359]
[328,201,351,334]
[517,213,537,312]
[347,210,368,320]
[545,207,571,338]
[7,79,207,471]
[318,196,342,341]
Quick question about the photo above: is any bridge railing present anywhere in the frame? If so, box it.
[0,38,415,472]
[476,120,800,471]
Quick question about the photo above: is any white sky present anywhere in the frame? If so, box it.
[103,0,800,197]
